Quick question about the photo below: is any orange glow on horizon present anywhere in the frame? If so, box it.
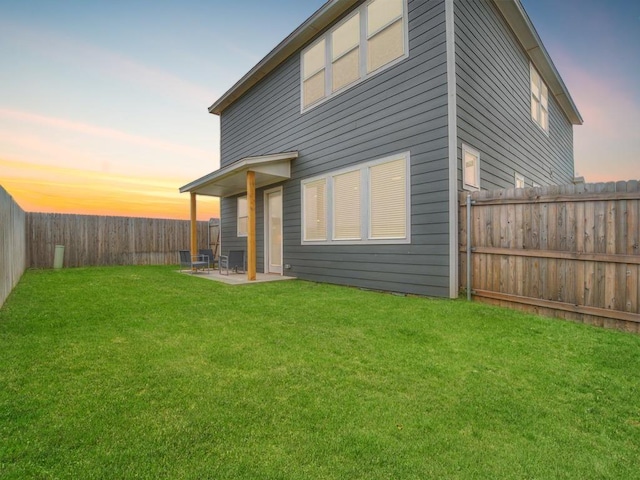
[1,158,219,221]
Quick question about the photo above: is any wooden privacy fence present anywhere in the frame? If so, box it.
[27,213,210,268]
[0,186,27,307]
[460,181,640,333]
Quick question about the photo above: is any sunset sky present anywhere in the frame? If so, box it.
[1,0,638,221]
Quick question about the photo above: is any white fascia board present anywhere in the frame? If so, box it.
[492,0,583,125]
[179,151,298,197]
[208,0,359,115]
[445,0,459,299]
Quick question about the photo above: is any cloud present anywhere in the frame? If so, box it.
[550,49,640,182]
[554,58,638,138]
[0,129,93,168]
[0,108,213,160]
[0,20,217,107]
[1,158,220,220]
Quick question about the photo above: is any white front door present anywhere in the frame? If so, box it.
[264,187,283,274]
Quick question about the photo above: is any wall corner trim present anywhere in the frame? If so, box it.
[445,0,459,299]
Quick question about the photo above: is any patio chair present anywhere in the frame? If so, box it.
[179,250,209,273]
[219,250,245,275]
[198,248,217,269]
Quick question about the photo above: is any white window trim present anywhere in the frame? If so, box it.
[237,196,248,237]
[300,0,409,113]
[462,144,480,191]
[515,172,525,189]
[301,152,411,245]
[530,63,549,135]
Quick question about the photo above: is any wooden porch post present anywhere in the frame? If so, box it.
[190,192,198,256]
[247,171,256,281]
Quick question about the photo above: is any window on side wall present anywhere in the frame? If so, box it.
[301,0,408,111]
[462,144,480,191]
[515,173,525,189]
[530,64,549,132]
[237,196,248,237]
[301,152,410,245]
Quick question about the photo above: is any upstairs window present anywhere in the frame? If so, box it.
[301,0,408,111]
[332,13,360,92]
[462,144,480,191]
[367,0,405,73]
[515,172,525,188]
[530,64,549,132]
[302,40,326,108]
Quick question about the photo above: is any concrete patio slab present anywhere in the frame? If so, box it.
[178,269,296,285]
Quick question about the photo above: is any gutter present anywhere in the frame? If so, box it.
[492,0,583,125]
[208,0,359,115]
[206,0,582,126]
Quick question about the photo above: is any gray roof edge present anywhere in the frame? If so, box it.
[179,151,299,193]
[493,0,583,125]
[208,0,358,115]
[207,0,582,125]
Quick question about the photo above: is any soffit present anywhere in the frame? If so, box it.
[492,0,583,125]
[207,0,582,125]
[179,151,298,198]
[208,0,359,115]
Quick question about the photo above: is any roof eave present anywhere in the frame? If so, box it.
[179,151,299,197]
[208,0,582,126]
[208,0,359,116]
[492,0,583,125]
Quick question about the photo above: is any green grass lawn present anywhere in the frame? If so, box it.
[1,266,639,479]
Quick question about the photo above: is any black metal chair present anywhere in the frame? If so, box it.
[179,250,209,273]
[198,248,217,269]
[219,250,245,275]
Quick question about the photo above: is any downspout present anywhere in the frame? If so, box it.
[445,0,459,298]
[466,193,472,301]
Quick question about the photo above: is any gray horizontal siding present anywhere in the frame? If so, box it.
[220,192,267,272]
[454,0,574,191]
[218,0,451,296]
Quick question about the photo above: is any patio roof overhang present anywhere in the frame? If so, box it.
[179,151,299,198]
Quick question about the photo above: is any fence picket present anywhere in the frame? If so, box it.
[461,181,640,331]
[0,187,27,307]
[26,213,212,268]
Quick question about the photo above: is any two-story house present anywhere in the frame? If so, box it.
[180,0,582,298]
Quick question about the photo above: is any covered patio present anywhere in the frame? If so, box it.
[179,151,298,282]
